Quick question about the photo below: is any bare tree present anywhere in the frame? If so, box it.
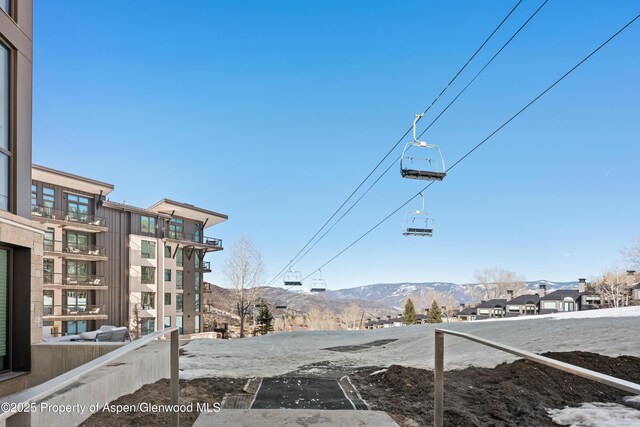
[474,267,526,300]
[130,304,142,340]
[623,237,640,269]
[223,237,265,338]
[340,303,362,330]
[593,267,631,308]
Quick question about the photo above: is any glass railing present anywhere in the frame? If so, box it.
[31,205,106,227]
[43,305,106,316]
[44,273,106,287]
[196,261,211,271]
[43,240,106,257]
[165,231,223,249]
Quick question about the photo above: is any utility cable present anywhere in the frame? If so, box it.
[303,12,640,281]
[266,0,524,286]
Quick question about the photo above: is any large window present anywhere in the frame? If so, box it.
[43,290,53,315]
[141,240,156,259]
[66,291,87,308]
[67,194,90,222]
[0,249,8,371]
[43,259,54,284]
[164,293,171,305]
[66,321,87,335]
[176,248,183,267]
[43,188,55,216]
[66,231,88,252]
[66,260,88,280]
[0,45,9,212]
[141,292,155,310]
[164,269,171,281]
[44,227,55,251]
[176,270,183,289]
[141,266,156,284]
[141,318,155,336]
[140,216,156,236]
[168,218,184,240]
[164,245,171,258]
[176,294,183,312]
[176,316,183,334]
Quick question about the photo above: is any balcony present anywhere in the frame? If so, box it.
[164,231,223,252]
[202,282,214,292]
[196,261,212,272]
[31,205,107,233]
[44,273,108,290]
[44,240,108,261]
[43,305,108,321]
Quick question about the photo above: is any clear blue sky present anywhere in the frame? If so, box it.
[33,1,640,289]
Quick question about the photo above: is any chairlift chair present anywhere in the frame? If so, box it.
[403,192,434,237]
[309,270,327,293]
[283,269,303,286]
[400,114,446,181]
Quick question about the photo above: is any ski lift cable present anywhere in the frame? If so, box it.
[265,0,524,286]
[279,1,549,272]
[302,12,640,281]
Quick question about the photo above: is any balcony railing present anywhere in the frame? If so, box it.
[32,205,106,227]
[44,273,106,288]
[165,231,223,249]
[43,305,106,317]
[196,261,211,272]
[202,282,214,292]
[43,240,106,257]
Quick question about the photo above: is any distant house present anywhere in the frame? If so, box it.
[505,293,540,316]
[627,271,639,303]
[474,299,508,320]
[457,306,477,321]
[539,279,600,314]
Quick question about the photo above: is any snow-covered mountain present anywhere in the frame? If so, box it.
[326,280,579,309]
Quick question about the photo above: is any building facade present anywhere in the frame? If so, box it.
[0,0,44,394]
[31,165,226,338]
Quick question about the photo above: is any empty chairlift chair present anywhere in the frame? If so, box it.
[403,192,434,237]
[309,270,327,293]
[283,270,303,286]
[400,114,446,181]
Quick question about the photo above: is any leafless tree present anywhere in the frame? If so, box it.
[593,266,631,308]
[340,303,362,330]
[623,237,640,269]
[408,290,458,322]
[223,237,265,338]
[474,267,526,300]
[130,304,142,340]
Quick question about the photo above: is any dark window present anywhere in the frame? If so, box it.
[141,267,155,285]
[141,318,155,336]
[141,240,156,259]
[0,248,9,370]
[176,294,183,312]
[164,245,171,258]
[176,248,183,267]
[164,269,171,281]
[43,259,54,284]
[168,218,184,240]
[0,44,9,211]
[66,231,88,252]
[176,270,183,289]
[164,293,171,305]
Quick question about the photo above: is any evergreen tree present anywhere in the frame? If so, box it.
[256,299,274,335]
[403,298,417,325]
[427,300,443,323]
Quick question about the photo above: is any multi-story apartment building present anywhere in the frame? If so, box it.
[0,0,43,393]
[31,165,226,337]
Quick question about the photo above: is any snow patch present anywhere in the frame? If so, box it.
[548,402,640,427]
[369,369,388,376]
[624,395,640,403]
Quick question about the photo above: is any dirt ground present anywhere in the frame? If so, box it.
[81,351,640,427]
[349,351,640,427]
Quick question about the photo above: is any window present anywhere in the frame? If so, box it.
[506,305,520,313]
[195,294,200,312]
[164,245,171,258]
[44,227,55,251]
[195,315,200,334]
[141,266,156,284]
[176,294,183,312]
[195,273,200,291]
[164,316,171,328]
[67,194,90,222]
[66,321,87,335]
[0,45,9,212]
[141,318,155,336]
[31,184,37,210]
[0,1,10,16]
[66,231,88,252]
[66,260,88,280]
[168,218,184,240]
[164,269,171,281]
[542,301,556,310]
[176,248,183,267]
[478,308,490,315]
[43,259,54,284]
[66,290,87,308]
[141,292,155,310]
[43,290,54,315]
[141,240,156,259]
[140,216,156,236]
[194,223,201,243]
[176,270,183,289]
[43,188,55,217]
[164,293,171,305]
[176,316,183,334]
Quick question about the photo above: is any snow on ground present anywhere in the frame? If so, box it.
[179,306,640,380]
[485,306,640,322]
[548,402,640,427]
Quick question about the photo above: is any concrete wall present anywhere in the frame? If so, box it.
[24,340,171,427]
[29,342,125,387]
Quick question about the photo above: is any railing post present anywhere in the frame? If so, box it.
[170,329,179,427]
[434,330,444,427]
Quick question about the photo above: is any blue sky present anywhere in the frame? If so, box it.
[33,1,639,289]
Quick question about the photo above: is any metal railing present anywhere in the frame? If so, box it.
[0,327,179,427]
[44,273,106,287]
[43,240,106,257]
[165,231,223,249]
[433,329,640,427]
[43,305,106,317]
[196,261,211,271]
[31,205,106,227]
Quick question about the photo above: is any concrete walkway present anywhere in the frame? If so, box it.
[193,409,400,426]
